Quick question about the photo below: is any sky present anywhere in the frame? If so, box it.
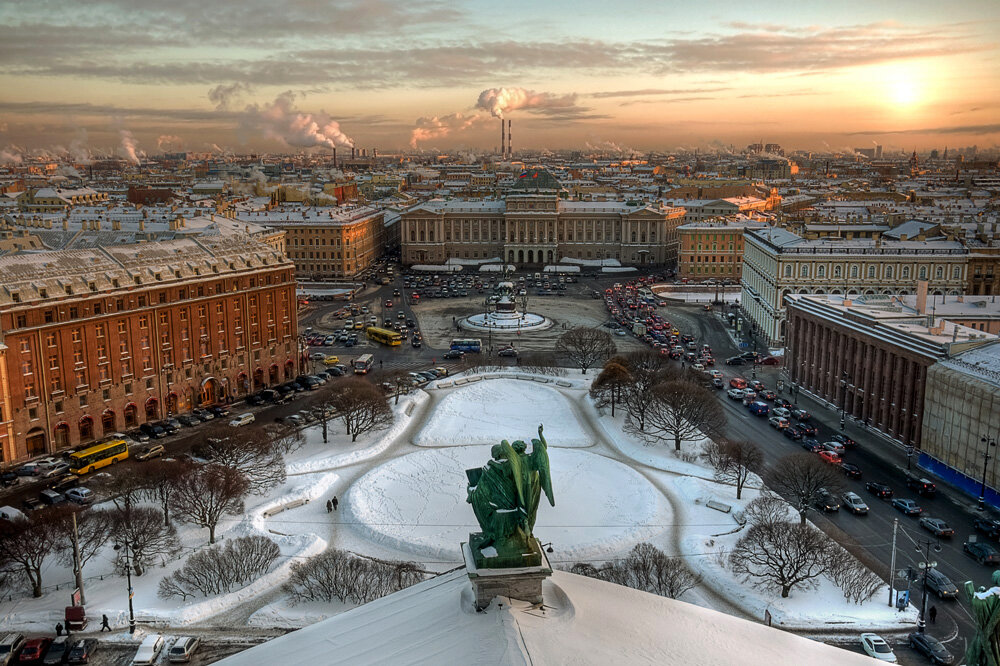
[1,0,999,159]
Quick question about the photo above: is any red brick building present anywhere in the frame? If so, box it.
[0,233,297,463]
[785,293,996,448]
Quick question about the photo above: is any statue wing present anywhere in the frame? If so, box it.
[532,426,555,506]
[501,440,527,511]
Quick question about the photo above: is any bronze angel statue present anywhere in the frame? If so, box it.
[466,424,554,566]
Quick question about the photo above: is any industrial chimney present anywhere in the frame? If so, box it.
[501,120,505,159]
[351,147,356,160]
[332,148,337,168]
[507,120,512,159]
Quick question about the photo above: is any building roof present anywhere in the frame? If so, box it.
[939,341,1000,389]
[508,168,563,192]
[218,569,874,666]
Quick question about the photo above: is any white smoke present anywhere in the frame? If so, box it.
[157,135,182,152]
[119,130,141,164]
[410,113,483,148]
[246,94,354,150]
[475,87,578,119]
[208,82,253,110]
[208,143,226,154]
[56,165,82,178]
[0,146,23,164]
[585,140,627,154]
[247,168,267,183]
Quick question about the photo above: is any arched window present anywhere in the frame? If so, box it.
[850,265,859,278]
[79,416,94,442]
[935,266,943,279]
[784,265,793,277]
[800,264,809,277]
[885,266,893,279]
[817,266,825,278]
[902,266,910,279]
[953,266,961,279]
[833,265,842,278]
[919,266,927,279]
[101,409,116,434]
[124,404,138,428]
[145,397,159,420]
[868,266,876,278]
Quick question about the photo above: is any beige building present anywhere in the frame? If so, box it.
[741,228,969,344]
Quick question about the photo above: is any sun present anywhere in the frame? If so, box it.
[889,78,920,107]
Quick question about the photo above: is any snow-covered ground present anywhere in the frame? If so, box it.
[344,446,670,563]
[560,257,621,267]
[414,378,591,448]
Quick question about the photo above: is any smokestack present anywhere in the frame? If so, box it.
[332,148,337,168]
[373,148,377,160]
[507,120,512,158]
[351,147,356,160]
[501,119,505,159]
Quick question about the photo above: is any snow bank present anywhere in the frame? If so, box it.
[601,266,638,273]
[446,257,501,265]
[411,264,463,272]
[415,379,591,448]
[560,257,621,267]
[543,264,580,273]
[344,446,670,563]
[478,264,515,272]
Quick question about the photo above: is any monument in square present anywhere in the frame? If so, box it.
[463,424,554,609]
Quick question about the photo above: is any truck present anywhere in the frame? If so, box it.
[632,322,647,336]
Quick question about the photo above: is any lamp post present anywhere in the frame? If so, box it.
[914,537,942,634]
[113,539,136,635]
[979,435,997,511]
[839,371,851,431]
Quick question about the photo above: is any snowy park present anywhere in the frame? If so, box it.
[0,369,914,641]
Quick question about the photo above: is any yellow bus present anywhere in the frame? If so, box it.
[69,437,130,474]
[366,326,402,346]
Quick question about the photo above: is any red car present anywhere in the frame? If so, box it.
[19,638,52,663]
[818,450,841,464]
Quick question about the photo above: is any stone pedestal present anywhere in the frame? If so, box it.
[462,540,553,611]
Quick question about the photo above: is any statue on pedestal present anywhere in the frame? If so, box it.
[466,424,554,568]
[966,570,1000,666]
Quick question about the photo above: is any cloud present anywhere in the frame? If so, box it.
[847,123,1000,136]
[118,129,140,164]
[157,134,183,151]
[244,93,354,150]
[208,82,253,110]
[590,87,730,99]
[475,87,586,119]
[409,113,485,148]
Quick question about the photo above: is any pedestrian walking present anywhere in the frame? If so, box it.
[326,500,333,513]
[101,615,111,632]
[929,605,937,623]
[55,622,63,636]
[332,496,339,511]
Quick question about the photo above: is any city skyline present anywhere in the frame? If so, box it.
[1,0,999,159]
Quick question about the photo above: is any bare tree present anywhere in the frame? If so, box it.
[172,465,249,544]
[96,469,151,511]
[569,543,701,600]
[766,453,843,525]
[107,506,180,576]
[518,352,563,376]
[741,491,791,529]
[381,370,414,405]
[730,520,833,598]
[137,460,190,526]
[330,378,393,442]
[619,352,674,431]
[0,511,63,597]
[158,535,280,599]
[591,361,631,417]
[704,439,763,500]
[203,432,286,495]
[555,326,615,374]
[55,507,113,569]
[641,380,726,452]
[827,552,884,604]
[283,548,424,605]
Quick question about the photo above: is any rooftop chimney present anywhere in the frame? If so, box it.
[915,280,929,314]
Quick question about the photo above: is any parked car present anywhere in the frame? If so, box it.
[907,632,953,665]
[866,481,894,498]
[974,517,1000,539]
[38,489,66,506]
[1,472,19,488]
[842,492,869,515]
[840,462,862,479]
[127,429,150,443]
[920,517,955,538]
[131,635,164,666]
[176,414,201,427]
[191,408,214,422]
[208,405,230,419]
[965,540,1000,566]
[892,498,923,516]
[17,638,52,664]
[167,637,200,663]
[67,638,98,664]
[138,423,166,439]
[64,487,94,505]
[860,633,897,663]
[906,475,937,497]
[20,498,42,513]
[133,444,165,461]
[42,636,70,666]
[245,393,266,406]
[0,634,26,666]
[924,568,959,600]
[815,488,840,512]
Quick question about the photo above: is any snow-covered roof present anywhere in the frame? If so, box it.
[218,569,875,666]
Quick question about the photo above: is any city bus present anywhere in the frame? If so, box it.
[353,353,375,374]
[450,338,483,353]
[366,326,402,346]
[69,436,130,475]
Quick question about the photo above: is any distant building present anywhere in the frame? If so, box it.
[677,218,767,281]
[17,187,108,212]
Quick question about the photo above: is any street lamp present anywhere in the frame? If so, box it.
[979,435,997,511]
[112,540,136,634]
[914,538,942,634]
[839,371,851,431]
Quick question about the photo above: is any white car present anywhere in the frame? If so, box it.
[860,633,897,662]
[842,492,869,515]
[65,487,94,505]
[727,388,746,400]
[132,634,165,666]
[772,407,791,419]
[229,413,255,427]
[709,370,723,379]
[310,352,326,360]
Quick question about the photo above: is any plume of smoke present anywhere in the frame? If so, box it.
[475,87,577,119]
[209,82,253,110]
[585,140,628,154]
[247,168,267,183]
[0,147,22,165]
[246,93,354,150]
[119,130,141,164]
[157,135,183,152]
[410,113,483,148]
[208,143,227,154]
[56,165,82,178]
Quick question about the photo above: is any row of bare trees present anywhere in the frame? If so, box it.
[591,352,726,452]
[569,543,702,600]
[158,535,281,600]
[283,548,424,605]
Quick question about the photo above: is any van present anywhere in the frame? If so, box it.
[132,635,164,666]
[167,637,201,663]
[229,413,255,427]
[748,401,770,416]
[0,633,26,666]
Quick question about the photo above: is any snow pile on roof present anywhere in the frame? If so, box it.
[219,568,876,666]
[414,379,591,448]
